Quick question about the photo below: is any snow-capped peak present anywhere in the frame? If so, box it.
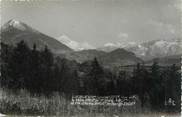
[57,34,95,51]
[9,19,26,31]
[127,39,182,60]
[58,34,73,44]
[9,19,21,27]
[1,19,27,31]
[103,42,137,48]
[104,43,117,47]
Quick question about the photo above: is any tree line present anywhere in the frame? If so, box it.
[0,41,180,112]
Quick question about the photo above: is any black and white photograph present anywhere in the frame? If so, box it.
[0,0,181,116]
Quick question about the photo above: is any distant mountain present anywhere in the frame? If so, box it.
[1,19,72,54]
[57,34,95,51]
[64,49,106,63]
[127,39,182,60]
[145,54,181,66]
[63,48,142,67]
[98,43,118,52]
[98,42,137,52]
[98,48,143,68]
[98,39,182,60]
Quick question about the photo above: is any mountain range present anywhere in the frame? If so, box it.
[1,19,181,67]
[99,39,182,61]
[144,54,181,66]
[63,48,143,68]
[127,39,182,60]
[64,49,107,63]
[1,19,72,54]
[57,35,95,51]
[98,48,143,68]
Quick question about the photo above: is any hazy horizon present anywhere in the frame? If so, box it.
[1,0,181,49]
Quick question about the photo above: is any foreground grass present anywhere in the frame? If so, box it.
[0,88,180,117]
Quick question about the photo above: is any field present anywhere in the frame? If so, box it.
[0,88,180,117]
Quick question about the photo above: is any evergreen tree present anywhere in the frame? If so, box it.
[63,70,79,96]
[149,62,165,110]
[52,64,61,91]
[87,58,104,95]
[164,64,181,112]
[7,40,31,89]
[132,63,150,107]
[39,45,54,94]
[25,44,41,93]
[117,71,127,95]
[0,43,13,88]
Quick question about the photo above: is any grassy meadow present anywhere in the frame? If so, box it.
[0,88,180,117]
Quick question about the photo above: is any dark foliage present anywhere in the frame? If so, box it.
[0,41,180,112]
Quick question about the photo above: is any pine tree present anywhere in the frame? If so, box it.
[25,44,42,93]
[165,64,181,112]
[88,57,104,95]
[39,45,54,94]
[0,43,13,88]
[149,61,165,110]
[7,40,31,89]
[132,63,150,107]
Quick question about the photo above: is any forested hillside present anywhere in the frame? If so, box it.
[0,41,180,112]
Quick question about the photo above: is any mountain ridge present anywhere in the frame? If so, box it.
[98,39,182,60]
[1,19,73,54]
[63,48,143,68]
[1,19,180,67]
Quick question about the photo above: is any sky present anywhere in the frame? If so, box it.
[1,0,181,49]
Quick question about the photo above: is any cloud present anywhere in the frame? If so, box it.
[147,20,178,38]
[57,34,95,51]
[80,42,95,50]
[104,41,137,48]
[104,42,117,47]
[173,2,182,11]
[118,32,128,39]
